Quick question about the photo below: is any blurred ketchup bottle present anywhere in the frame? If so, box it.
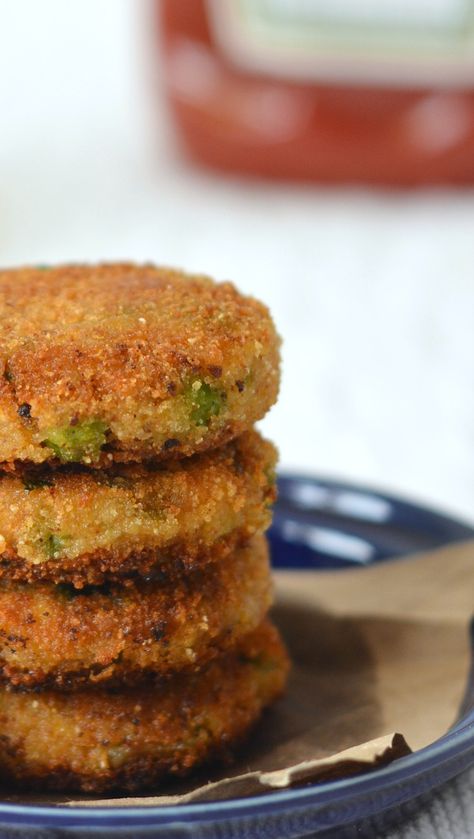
[158,0,474,185]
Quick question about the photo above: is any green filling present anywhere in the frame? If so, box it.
[43,420,108,463]
[187,381,224,427]
[107,745,131,769]
[239,653,276,673]
[264,465,276,487]
[45,534,67,559]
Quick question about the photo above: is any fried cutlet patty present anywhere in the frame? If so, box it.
[0,430,276,587]
[0,621,288,794]
[0,537,272,690]
[0,263,280,469]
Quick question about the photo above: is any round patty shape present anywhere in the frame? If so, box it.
[0,621,289,794]
[0,430,276,586]
[0,263,280,468]
[0,537,272,690]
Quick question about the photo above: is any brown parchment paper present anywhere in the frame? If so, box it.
[4,539,474,808]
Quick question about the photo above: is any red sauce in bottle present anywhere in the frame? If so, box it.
[158,0,474,185]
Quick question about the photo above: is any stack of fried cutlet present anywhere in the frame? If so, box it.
[0,263,288,794]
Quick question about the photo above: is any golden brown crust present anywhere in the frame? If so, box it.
[0,538,272,690]
[0,621,289,794]
[0,430,276,586]
[0,263,280,468]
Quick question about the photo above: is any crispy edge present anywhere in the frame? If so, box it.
[0,264,280,468]
[0,538,273,690]
[0,622,289,794]
[0,431,276,585]
[0,527,251,588]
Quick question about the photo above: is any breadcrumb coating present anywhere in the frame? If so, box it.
[0,263,280,468]
[0,430,276,586]
[0,538,272,690]
[0,621,289,794]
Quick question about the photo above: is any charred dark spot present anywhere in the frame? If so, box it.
[162,438,180,451]
[69,415,79,427]
[142,567,168,585]
[56,583,77,600]
[17,403,31,420]
[7,633,27,648]
[56,582,111,600]
[208,366,222,379]
[132,717,141,726]
[166,381,177,395]
[232,452,245,476]
[151,621,167,642]
[22,474,54,492]
[94,473,131,490]
[3,365,14,384]
[235,380,245,393]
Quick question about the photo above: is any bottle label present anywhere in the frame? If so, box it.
[207,0,474,87]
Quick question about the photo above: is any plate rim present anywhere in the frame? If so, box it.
[0,472,472,828]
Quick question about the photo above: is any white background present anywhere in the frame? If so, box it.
[0,0,473,523]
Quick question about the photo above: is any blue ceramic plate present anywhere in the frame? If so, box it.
[1,474,473,839]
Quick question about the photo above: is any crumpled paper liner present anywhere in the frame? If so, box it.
[3,539,473,808]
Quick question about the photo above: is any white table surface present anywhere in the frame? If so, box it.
[0,2,473,835]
